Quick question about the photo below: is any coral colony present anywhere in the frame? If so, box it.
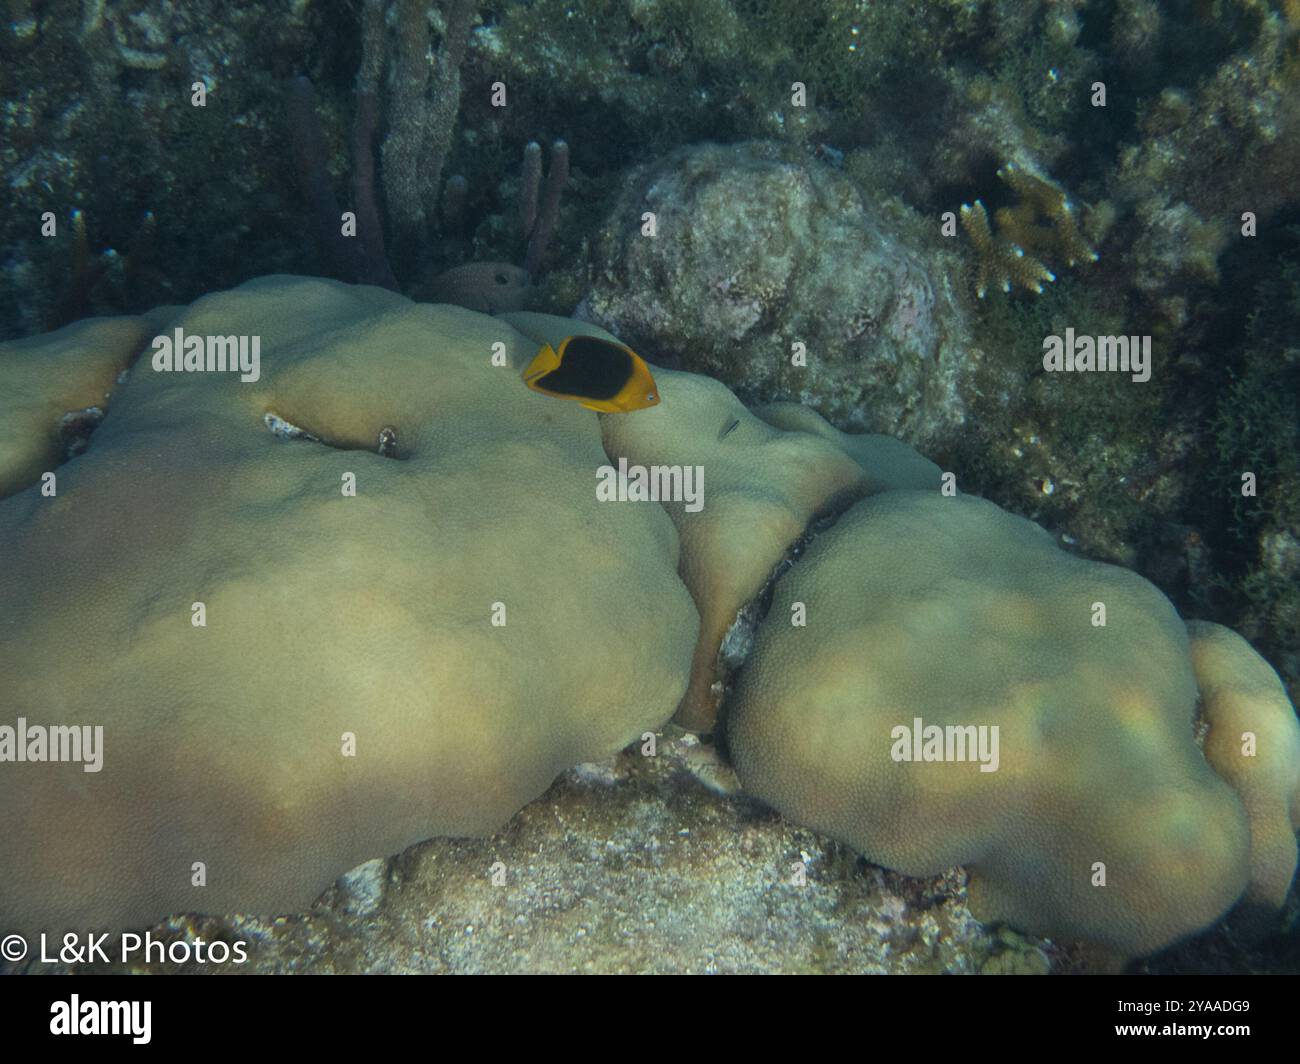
[0,0,1298,979]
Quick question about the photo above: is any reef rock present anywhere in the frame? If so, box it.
[27,742,1039,975]
[575,141,977,450]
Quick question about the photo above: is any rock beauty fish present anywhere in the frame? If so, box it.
[521,334,660,413]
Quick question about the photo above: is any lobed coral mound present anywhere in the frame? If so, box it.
[0,275,697,937]
[0,275,1295,965]
[1189,621,1300,915]
[726,491,1299,959]
[503,315,941,733]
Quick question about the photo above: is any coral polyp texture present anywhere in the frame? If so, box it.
[725,491,1297,959]
[0,275,697,937]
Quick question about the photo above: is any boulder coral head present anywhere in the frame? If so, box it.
[727,491,1297,958]
[0,275,697,937]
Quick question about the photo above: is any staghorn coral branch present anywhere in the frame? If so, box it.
[997,162,1098,269]
[959,162,1097,298]
[960,199,1055,298]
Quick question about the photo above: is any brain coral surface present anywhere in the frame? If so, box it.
[0,276,697,936]
[726,490,1277,958]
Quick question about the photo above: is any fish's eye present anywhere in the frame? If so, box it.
[647,393,656,401]
[495,272,509,285]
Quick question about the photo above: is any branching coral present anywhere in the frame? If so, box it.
[960,162,1097,298]
[960,199,1055,299]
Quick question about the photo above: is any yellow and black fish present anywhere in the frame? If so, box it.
[522,335,660,413]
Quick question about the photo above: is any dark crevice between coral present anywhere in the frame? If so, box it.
[710,491,864,758]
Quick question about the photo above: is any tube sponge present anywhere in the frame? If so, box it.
[727,490,1263,957]
[0,276,698,937]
